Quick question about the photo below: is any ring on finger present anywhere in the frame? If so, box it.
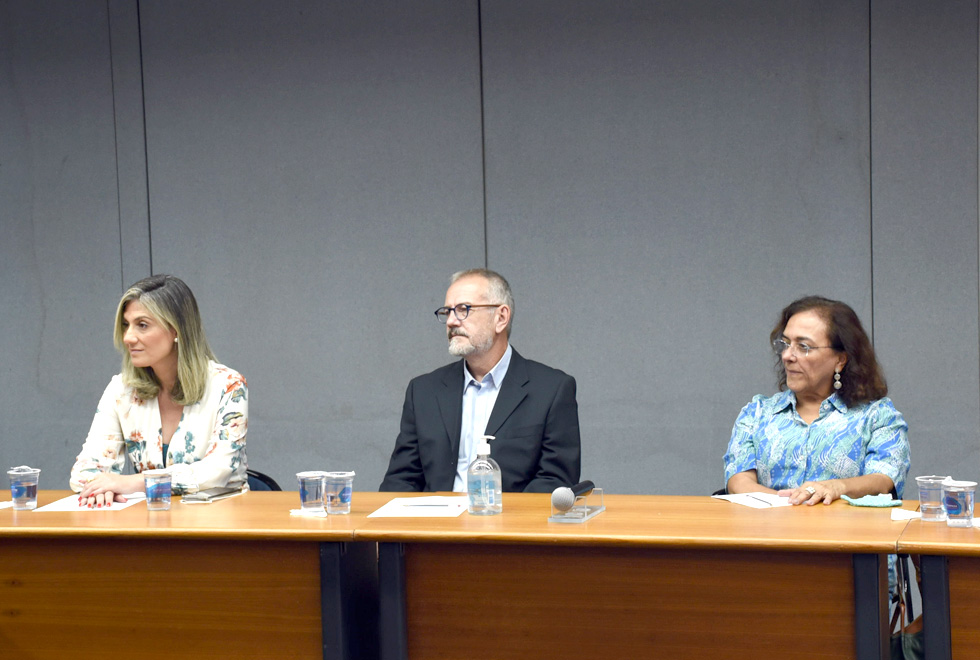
[805,486,816,495]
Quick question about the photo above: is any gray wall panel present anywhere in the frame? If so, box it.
[0,1,125,484]
[481,0,873,494]
[871,1,980,490]
[137,0,485,489]
[4,0,979,499]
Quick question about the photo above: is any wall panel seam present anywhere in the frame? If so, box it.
[106,0,125,292]
[478,0,488,269]
[868,0,876,344]
[136,0,153,274]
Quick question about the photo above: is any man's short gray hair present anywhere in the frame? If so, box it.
[450,268,514,337]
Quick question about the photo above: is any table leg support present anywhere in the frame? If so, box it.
[379,542,408,660]
[320,541,379,660]
[919,554,951,660]
[852,553,888,660]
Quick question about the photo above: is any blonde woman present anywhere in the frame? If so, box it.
[71,275,247,507]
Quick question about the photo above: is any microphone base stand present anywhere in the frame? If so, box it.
[548,488,606,524]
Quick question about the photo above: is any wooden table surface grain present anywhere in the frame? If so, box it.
[0,491,916,551]
[356,492,916,552]
[897,517,980,556]
[0,489,368,540]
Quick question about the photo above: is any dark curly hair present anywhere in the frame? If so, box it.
[770,296,887,407]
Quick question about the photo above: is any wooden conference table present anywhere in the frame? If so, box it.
[897,518,980,660]
[1,491,914,660]
[358,493,913,660]
[0,490,379,660]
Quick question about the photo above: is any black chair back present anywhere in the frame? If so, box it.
[247,469,282,491]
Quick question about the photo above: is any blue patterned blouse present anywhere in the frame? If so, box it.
[724,390,910,496]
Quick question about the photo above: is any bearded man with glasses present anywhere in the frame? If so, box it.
[380,269,581,493]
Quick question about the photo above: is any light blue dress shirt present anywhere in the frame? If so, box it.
[453,344,513,492]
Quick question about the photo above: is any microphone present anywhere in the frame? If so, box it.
[551,480,595,512]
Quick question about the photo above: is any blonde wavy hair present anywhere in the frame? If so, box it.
[113,275,216,405]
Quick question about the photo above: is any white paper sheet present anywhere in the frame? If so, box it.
[0,501,12,510]
[368,496,469,518]
[33,492,147,512]
[712,492,793,508]
[891,508,922,521]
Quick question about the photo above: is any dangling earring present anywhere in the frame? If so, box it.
[833,369,842,390]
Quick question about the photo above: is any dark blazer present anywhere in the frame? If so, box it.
[379,348,581,493]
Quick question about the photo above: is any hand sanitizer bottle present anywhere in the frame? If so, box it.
[467,435,502,515]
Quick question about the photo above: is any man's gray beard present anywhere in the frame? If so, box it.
[448,333,492,357]
[448,339,475,357]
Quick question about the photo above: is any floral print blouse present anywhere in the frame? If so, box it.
[70,361,248,494]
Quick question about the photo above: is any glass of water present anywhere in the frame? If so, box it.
[296,471,326,511]
[7,466,41,511]
[915,475,951,522]
[943,480,977,528]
